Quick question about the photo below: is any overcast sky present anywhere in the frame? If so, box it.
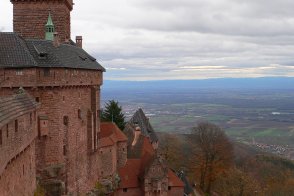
[1,0,294,80]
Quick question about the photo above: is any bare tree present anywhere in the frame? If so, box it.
[190,122,233,194]
[159,133,183,170]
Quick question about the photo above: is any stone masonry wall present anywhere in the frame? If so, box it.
[168,187,185,196]
[99,145,117,178]
[115,188,143,196]
[32,86,101,194]
[0,67,103,195]
[0,68,103,89]
[117,142,127,168]
[12,0,72,42]
[0,142,36,196]
[0,110,37,176]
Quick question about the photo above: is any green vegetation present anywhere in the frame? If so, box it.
[34,184,46,196]
[144,101,294,146]
[101,100,126,130]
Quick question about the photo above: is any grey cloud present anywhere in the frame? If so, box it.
[2,0,294,80]
[126,0,294,37]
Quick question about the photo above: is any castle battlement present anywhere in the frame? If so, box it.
[0,91,39,196]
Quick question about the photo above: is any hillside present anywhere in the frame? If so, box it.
[157,132,294,195]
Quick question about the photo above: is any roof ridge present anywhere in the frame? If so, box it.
[16,34,38,67]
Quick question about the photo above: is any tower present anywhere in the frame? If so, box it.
[11,0,73,42]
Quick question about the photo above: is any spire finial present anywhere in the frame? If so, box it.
[45,12,55,41]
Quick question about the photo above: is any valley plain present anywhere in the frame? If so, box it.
[102,78,294,160]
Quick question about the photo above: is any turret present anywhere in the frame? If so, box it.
[45,13,55,41]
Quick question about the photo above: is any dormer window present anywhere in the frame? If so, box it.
[39,52,48,59]
[16,70,23,76]
[34,45,48,59]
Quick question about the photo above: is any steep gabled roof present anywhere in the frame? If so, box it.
[0,33,37,67]
[0,32,105,71]
[118,159,142,189]
[99,122,128,148]
[127,132,155,159]
[0,89,40,128]
[168,169,185,187]
[126,108,158,143]
[177,170,194,194]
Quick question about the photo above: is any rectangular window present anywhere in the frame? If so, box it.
[43,68,50,77]
[30,113,33,125]
[0,129,2,145]
[63,145,67,156]
[123,188,128,192]
[16,70,23,75]
[15,120,18,132]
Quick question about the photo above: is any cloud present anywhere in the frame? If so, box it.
[107,67,127,70]
[1,0,294,80]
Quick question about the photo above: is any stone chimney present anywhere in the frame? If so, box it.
[76,36,83,48]
[53,32,60,47]
[132,123,141,147]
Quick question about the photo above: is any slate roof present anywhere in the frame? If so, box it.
[0,32,105,71]
[0,89,39,128]
[0,33,37,67]
[177,170,194,195]
[125,108,158,143]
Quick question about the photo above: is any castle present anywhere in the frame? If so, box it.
[0,0,185,195]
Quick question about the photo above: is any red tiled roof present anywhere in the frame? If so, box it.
[100,122,127,141]
[142,136,154,155]
[99,137,114,147]
[119,134,184,190]
[168,169,185,187]
[119,136,156,189]
[99,122,128,148]
[118,159,141,188]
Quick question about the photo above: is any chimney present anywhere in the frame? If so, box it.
[76,36,83,48]
[132,123,141,147]
[53,32,60,47]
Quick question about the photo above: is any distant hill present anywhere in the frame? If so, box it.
[102,77,294,91]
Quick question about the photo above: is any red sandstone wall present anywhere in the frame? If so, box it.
[12,0,72,41]
[99,145,117,178]
[0,68,103,89]
[31,86,101,194]
[0,143,36,196]
[117,142,127,168]
[1,67,103,194]
[0,111,37,175]
[143,161,169,195]
[168,187,185,196]
[115,188,143,196]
